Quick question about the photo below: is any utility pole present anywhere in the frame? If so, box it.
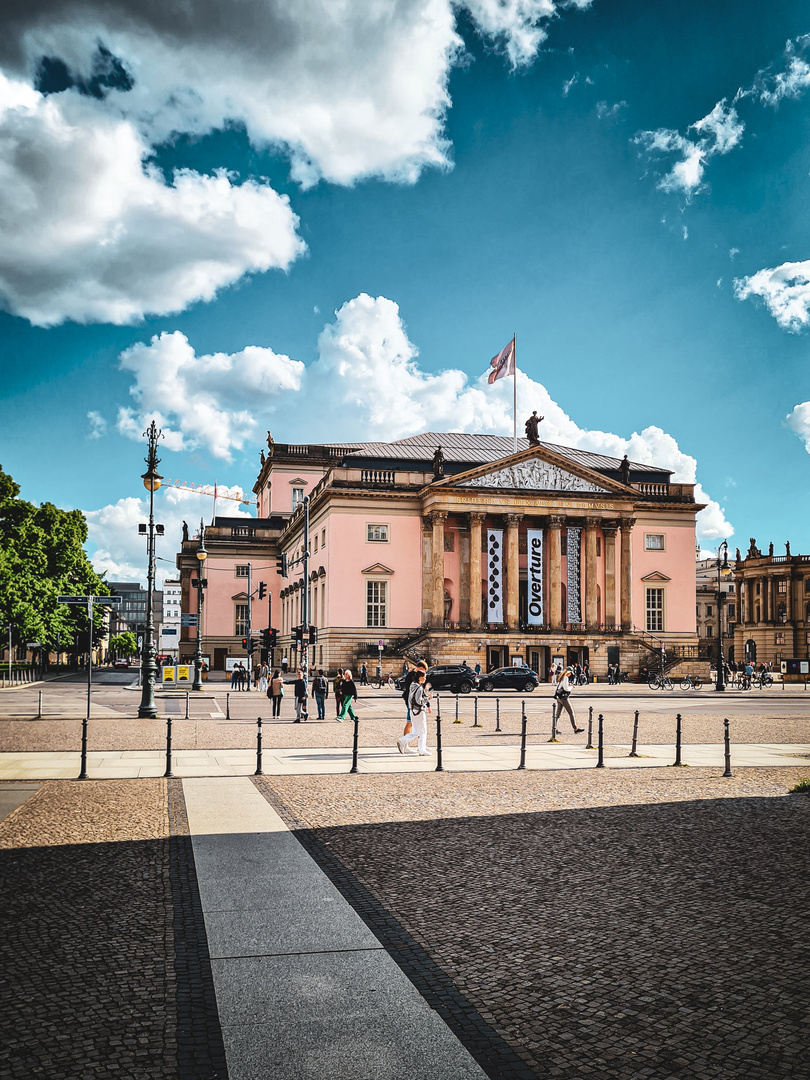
[301,497,310,685]
[246,561,252,690]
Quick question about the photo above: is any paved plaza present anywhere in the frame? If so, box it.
[1,674,809,1079]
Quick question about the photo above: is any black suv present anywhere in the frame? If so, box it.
[477,665,540,692]
[396,664,477,694]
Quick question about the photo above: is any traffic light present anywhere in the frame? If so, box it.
[268,628,278,648]
[308,625,318,645]
[293,625,304,644]
[241,637,248,649]
[258,582,267,600]
[276,552,288,578]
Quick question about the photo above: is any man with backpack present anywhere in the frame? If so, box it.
[311,669,328,720]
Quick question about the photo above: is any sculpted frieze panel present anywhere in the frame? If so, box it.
[459,459,611,493]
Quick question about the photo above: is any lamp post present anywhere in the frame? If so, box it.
[192,519,207,691]
[138,421,163,718]
[714,539,729,692]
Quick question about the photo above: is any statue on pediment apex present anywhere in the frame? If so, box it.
[619,455,630,485]
[432,445,445,480]
[524,411,543,446]
[266,431,274,451]
[747,537,760,558]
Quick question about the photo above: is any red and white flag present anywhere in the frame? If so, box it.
[487,336,516,384]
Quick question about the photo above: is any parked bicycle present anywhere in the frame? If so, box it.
[648,673,673,690]
[680,674,703,690]
[752,672,774,689]
[370,672,396,689]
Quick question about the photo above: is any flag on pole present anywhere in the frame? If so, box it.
[487,336,516,384]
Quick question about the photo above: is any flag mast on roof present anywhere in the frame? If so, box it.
[487,334,517,453]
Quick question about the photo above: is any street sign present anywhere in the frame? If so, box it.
[57,595,120,606]
[180,613,198,626]
[378,639,384,647]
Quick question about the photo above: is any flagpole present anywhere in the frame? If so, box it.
[513,333,517,454]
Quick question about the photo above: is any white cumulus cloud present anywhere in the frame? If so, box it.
[733,260,810,332]
[786,401,810,453]
[0,73,305,326]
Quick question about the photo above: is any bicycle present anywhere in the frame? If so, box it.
[679,674,703,690]
[648,674,673,690]
[752,673,774,689]
[370,672,396,689]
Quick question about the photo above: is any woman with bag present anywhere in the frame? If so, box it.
[336,669,358,723]
[268,669,284,717]
[398,669,431,755]
[553,666,584,733]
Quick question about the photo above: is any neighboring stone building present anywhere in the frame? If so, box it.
[108,581,163,640]
[160,578,182,658]
[695,554,737,663]
[731,539,810,667]
[176,432,704,678]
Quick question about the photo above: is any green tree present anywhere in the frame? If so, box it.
[109,631,138,658]
[0,466,110,661]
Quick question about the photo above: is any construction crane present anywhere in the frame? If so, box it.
[162,480,257,508]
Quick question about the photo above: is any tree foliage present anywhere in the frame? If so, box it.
[0,465,110,654]
[110,631,138,657]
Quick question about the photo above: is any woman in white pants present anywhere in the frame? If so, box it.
[399,670,431,755]
[554,666,584,733]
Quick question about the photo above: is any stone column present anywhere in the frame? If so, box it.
[421,517,433,626]
[469,513,485,629]
[766,576,773,623]
[459,524,471,627]
[431,511,448,628]
[505,514,523,630]
[602,523,617,630]
[785,571,793,622]
[547,516,564,631]
[746,578,754,626]
[619,519,634,631]
[585,517,600,630]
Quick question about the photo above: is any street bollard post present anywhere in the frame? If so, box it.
[517,701,527,769]
[495,697,501,732]
[78,715,89,781]
[629,709,640,758]
[255,716,264,776]
[435,696,444,772]
[164,715,174,778]
[226,692,230,719]
[586,705,594,750]
[472,697,481,728]
[454,695,460,724]
[185,691,190,720]
[672,712,685,767]
[548,700,559,742]
[723,718,733,778]
[350,714,360,774]
[37,689,42,720]
[596,713,605,768]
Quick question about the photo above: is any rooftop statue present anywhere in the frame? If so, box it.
[432,444,445,480]
[619,455,630,486]
[524,411,543,446]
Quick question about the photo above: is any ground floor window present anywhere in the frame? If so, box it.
[646,588,664,633]
[235,604,249,636]
[366,580,387,627]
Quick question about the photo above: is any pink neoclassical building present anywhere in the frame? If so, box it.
[176,430,704,679]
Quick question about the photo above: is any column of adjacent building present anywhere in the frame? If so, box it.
[505,514,522,630]
[585,517,599,630]
[603,523,617,630]
[469,513,485,629]
[620,519,634,631]
[432,511,448,627]
[547,516,564,630]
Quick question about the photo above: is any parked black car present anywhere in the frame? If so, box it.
[396,664,478,694]
[477,665,540,692]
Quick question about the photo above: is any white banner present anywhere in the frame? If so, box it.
[567,526,582,624]
[527,529,544,625]
[487,529,504,623]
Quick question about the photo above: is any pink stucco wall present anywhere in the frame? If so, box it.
[203,556,284,638]
[632,516,696,633]
[261,468,327,515]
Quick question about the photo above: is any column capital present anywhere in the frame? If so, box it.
[619,517,636,533]
[504,513,524,527]
[585,516,601,531]
[424,510,448,527]
[468,512,487,525]
[547,515,565,530]
[602,519,619,537]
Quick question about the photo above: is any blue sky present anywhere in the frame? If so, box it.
[0,0,809,581]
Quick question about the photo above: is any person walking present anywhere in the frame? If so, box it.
[293,669,308,722]
[553,666,584,733]
[253,663,260,690]
[231,664,241,692]
[337,669,358,723]
[333,667,344,716]
[359,663,368,686]
[268,669,284,717]
[400,660,425,737]
[398,668,431,755]
[258,662,268,693]
[312,669,328,720]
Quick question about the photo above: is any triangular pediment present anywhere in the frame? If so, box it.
[362,562,394,575]
[641,571,671,582]
[431,443,629,495]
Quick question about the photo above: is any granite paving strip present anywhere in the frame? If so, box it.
[182,775,489,1080]
[0,778,228,1080]
[257,769,810,1080]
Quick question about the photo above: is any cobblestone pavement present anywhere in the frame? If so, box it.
[256,768,810,1080]
[0,779,227,1080]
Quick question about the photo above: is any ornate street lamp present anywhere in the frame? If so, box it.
[192,519,207,691]
[138,421,163,718]
[714,540,730,692]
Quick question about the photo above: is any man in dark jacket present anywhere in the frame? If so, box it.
[293,670,308,722]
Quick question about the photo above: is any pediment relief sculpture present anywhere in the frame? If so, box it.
[458,459,611,493]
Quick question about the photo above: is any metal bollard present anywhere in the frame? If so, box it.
[185,691,190,720]
[596,713,605,768]
[629,709,640,758]
[586,705,594,750]
[517,702,527,770]
[37,690,42,720]
[548,700,559,742]
[78,715,89,780]
[435,697,444,772]
[350,714,360,774]
[226,692,230,719]
[472,697,481,728]
[722,718,733,778]
[495,697,501,732]
[454,695,461,724]
[164,715,174,778]
[672,712,685,767]
[255,716,264,776]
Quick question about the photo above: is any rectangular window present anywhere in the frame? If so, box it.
[706,626,713,638]
[367,524,389,542]
[778,580,787,593]
[366,580,387,627]
[727,604,736,618]
[313,535,318,552]
[728,584,735,593]
[292,487,304,510]
[775,632,784,645]
[235,565,249,577]
[235,604,249,636]
[645,534,665,550]
[321,529,326,547]
[596,537,601,557]
[646,588,664,632]
[706,605,713,616]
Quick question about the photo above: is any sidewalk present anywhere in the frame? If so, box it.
[1,742,807,780]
